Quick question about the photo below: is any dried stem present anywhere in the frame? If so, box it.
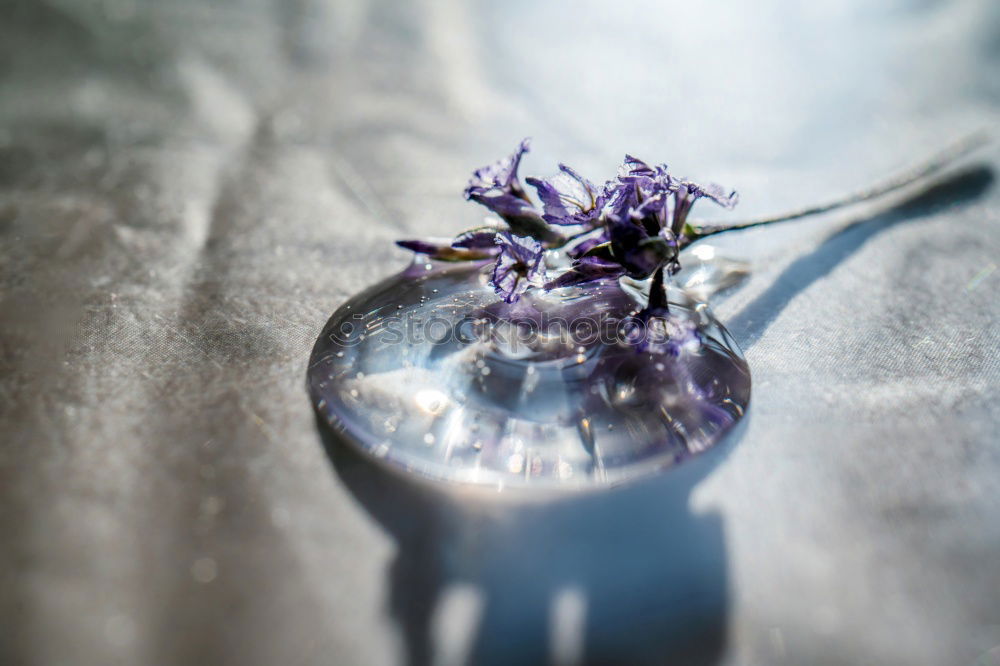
[647,264,668,311]
[686,130,990,243]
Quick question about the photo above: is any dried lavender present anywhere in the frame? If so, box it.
[397,134,985,304]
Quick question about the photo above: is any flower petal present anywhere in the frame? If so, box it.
[452,226,505,249]
[631,190,670,234]
[608,217,675,278]
[464,138,531,201]
[544,257,625,290]
[667,179,739,234]
[682,179,739,209]
[490,231,546,303]
[526,164,602,226]
[567,230,610,258]
[617,154,658,181]
[601,182,637,223]
[396,238,496,261]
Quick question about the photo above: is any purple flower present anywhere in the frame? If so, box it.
[490,231,545,303]
[601,158,672,234]
[630,190,671,235]
[612,222,676,278]
[525,165,604,227]
[600,181,639,224]
[463,139,546,229]
[395,238,498,261]
[452,226,506,249]
[396,141,739,309]
[617,154,663,182]
[567,230,610,259]
[544,256,625,290]
[595,155,737,276]
[666,178,739,236]
[610,154,737,233]
[464,138,531,201]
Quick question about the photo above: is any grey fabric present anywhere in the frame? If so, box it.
[1,1,998,665]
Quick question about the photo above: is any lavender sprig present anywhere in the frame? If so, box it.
[396,133,987,304]
[491,231,546,303]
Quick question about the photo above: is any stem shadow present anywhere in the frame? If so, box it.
[726,166,994,349]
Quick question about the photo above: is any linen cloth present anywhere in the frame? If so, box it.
[1,1,998,664]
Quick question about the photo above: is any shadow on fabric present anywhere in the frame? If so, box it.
[317,411,745,666]
[728,166,995,349]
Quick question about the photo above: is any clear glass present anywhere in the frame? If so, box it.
[308,248,750,491]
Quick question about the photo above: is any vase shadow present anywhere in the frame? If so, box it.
[317,410,747,666]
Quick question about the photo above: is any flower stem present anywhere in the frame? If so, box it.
[647,264,668,311]
[685,130,991,244]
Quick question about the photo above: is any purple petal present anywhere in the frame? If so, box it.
[608,219,675,278]
[544,257,625,290]
[558,164,598,198]
[496,230,543,266]
[467,190,532,217]
[491,254,521,303]
[667,179,739,234]
[396,238,447,255]
[490,231,546,303]
[396,238,496,261]
[567,230,610,258]
[524,176,567,218]
[685,180,739,209]
[617,154,658,181]
[600,183,637,223]
[452,226,505,249]
[526,164,602,227]
[631,190,669,232]
[464,138,531,201]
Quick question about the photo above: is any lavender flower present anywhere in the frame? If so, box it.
[544,256,624,289]
[608,154,737,237]
[395,238,497,261]
[398,140,739,306]
[567,231,610,259]
[600,181,639,226]
[666,179,739,237]
[462,139,555,241]
[617,154,663,182]
[525,165,604,227]
[390,134,983,322]
[491,231,545,303]
[464,138,531,203]
[607,217,677,278]
[452,226,506,249]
